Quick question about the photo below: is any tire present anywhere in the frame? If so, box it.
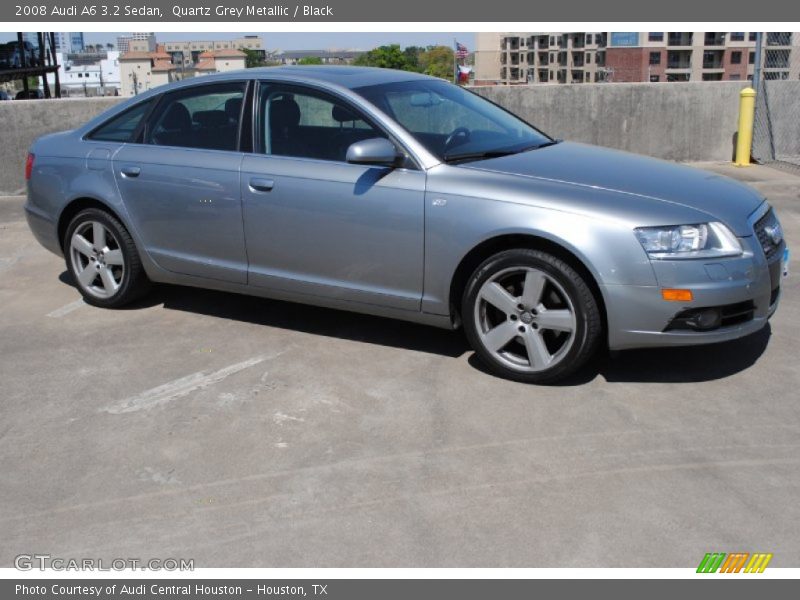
[462,249,602,384]
[63,207,151,308]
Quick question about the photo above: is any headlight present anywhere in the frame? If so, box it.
[634,222,742,259]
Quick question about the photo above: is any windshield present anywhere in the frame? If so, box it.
[353,79,552,163]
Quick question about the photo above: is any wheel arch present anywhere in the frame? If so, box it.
[57,197,127,252]
[448,233,608,336]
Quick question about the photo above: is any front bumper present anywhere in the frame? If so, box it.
[605,234,783,351]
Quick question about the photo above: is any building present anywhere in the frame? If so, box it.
[118,45,246,96]
[475,32,608,85]
[273,49,364,65]
[116,33,156,54]
[475,32,800,84]
[119,46,173,96]
[604,32,761,83]
[46,50,120,95]
[162,36,264,66]
[22,32,84,53]
[194,49,246,74]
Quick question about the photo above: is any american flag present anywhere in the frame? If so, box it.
[455,42,469,59]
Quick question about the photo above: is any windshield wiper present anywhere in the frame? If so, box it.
[443,139,562,164]
[528,139,562,150]
[442,149,520,164]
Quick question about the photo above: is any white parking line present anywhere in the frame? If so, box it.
[102,356,270,414]
[46,299,86,318]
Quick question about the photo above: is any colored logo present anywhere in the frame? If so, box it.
[696,552,773,573]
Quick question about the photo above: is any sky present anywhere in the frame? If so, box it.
[83,31,476,51]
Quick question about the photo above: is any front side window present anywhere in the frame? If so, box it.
[354,79,551,162]
[258,84,386,162]
[146,82,246,151]
[88,99,153,142]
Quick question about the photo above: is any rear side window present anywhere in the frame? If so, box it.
[146,82,246,151]
[88,99,153,142]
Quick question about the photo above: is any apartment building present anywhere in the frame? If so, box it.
[474,32,608,85]
[475,32,799,84]
[162,36,265,66]
[119,44,247,96]
[116,33,156,54]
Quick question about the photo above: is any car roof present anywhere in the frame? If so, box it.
[174,65,439,90]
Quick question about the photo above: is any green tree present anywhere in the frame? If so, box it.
[419,45,456,80]
[297,56,323,65]
[240,47,266,69]
[354,44,411,70]
[402,46,424,72]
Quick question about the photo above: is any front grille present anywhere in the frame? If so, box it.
[754,208,784,260]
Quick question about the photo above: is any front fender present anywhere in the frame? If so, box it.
[422,168,658,316]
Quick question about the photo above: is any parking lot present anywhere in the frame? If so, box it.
[1,162,798,568]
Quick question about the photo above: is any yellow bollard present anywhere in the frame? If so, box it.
[734,87,756,166]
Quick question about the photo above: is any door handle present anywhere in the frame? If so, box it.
[249,177,274,192]
[120,166,141,178]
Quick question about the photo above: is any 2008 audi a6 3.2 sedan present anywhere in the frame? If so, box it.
[25,66,787,383]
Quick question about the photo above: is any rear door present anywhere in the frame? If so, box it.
[112,81,249,283]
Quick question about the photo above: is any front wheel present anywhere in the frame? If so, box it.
[64,208,151,308]
[462,249,602,384]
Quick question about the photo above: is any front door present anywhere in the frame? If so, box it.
[240,82,425,311]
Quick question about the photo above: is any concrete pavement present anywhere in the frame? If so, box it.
[1,163,798,567]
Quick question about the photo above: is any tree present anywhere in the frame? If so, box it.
[419,45,456,80]
[354,44,411,70]
[297,56,323,65]
[106,43,114,50]
[240,47,266,69]
[402,46,424,72]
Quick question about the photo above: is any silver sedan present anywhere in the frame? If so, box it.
[24,66,787,383]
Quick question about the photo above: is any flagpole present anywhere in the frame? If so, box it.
[453,38,458,85]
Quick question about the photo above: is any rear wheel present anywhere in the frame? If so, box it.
[462,249,601,383]
[64,208,150,308]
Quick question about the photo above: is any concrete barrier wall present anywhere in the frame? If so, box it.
[0,82,759,195]
[0,97,122,196]
[471,82,749,163]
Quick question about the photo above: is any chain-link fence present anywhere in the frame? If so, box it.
[751,32,800,171]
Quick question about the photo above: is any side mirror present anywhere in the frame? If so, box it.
[346,138,400,167]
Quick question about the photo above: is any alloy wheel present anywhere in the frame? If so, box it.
[473,266,577,373]
[69,221,125,299]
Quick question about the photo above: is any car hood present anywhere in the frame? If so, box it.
[461,142,764,236]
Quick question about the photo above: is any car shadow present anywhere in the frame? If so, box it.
[470,324,771,386]
[137,281,469,358]
[58,273,773,384]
